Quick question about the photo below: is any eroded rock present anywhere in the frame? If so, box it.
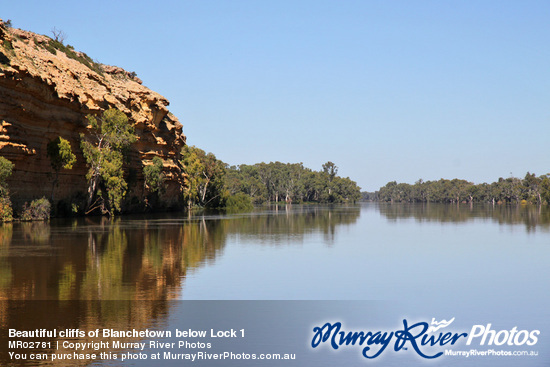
[0,22,185,210]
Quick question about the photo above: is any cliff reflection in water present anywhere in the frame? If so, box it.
[0,205,360,301]
[0,216,227,366]
[378,203,550,232]
[0,217,224,301]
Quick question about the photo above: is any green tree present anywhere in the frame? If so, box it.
[522,172,542,204]
[257,162,276,202]
[47,136,76,201]
[143,156,165,194]
[225,165,266,203]
[377,172,550,205]
[322,161,338,199]
[80,108,137,215]
[280,163,304,203]
[541,175,550,204]
[0,157,14,221]
[0,157,13,196]
[180,146,226,208]
[224,161,360,204]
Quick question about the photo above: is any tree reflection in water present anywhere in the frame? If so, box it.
[378,203,550,233]
[0,205,361,366]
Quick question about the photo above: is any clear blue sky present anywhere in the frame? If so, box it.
[3,1,549,191]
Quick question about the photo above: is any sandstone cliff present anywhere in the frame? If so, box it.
[0,20,185,212]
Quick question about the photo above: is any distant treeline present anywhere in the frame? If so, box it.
[370,173,550,204]
[224,161,361,204]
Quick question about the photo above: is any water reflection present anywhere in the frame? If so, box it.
[377,203,550,232]
[221,205,361,245]
[1,219,216,301]
[0,300,172,367]
[0,204,547,366]
[0,206,360,301]
[0,205,360,366]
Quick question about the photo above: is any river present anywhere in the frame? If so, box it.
[0,203,548,366]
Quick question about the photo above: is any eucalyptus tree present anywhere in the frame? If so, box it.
[143,156,165,195]
[180,145,226,208]
[80,108,137,215]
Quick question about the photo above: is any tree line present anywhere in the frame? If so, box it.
[223,161,362,205]
[375,173,550,205]
[180,146,361,208]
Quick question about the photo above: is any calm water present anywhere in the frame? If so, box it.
[1,203,549,366]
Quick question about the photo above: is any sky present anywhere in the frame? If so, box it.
[2,1,549,191]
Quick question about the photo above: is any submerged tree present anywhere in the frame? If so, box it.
[80,108,137,215]
[47,136,76,201]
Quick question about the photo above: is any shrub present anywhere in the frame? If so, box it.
[225,192,254,213]
[2,40,13,51]
[0,197,13,222]
[40,39,104,75]
[0,157,13,187]
[21,197,51,221]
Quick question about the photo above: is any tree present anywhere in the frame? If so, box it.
[322,161,338,180]
[225,165,266,203]
[541,175,550,204]
[257,162,276,202]
[51,27,67,44]
[302,170,324,202]
[0,157,13,197]
[522,172,542,204]
[223,161,360,204]
[327,176,361,203]
[376,172,550,205]
[47,136,76,201]
[0,157,14,221]
[180,146,203,208]
[180,146,226,208]
[322,161,339,198]
[143,156,165,194]
[80,108,137,215]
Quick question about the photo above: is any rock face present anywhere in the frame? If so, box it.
[0,20,185,211]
